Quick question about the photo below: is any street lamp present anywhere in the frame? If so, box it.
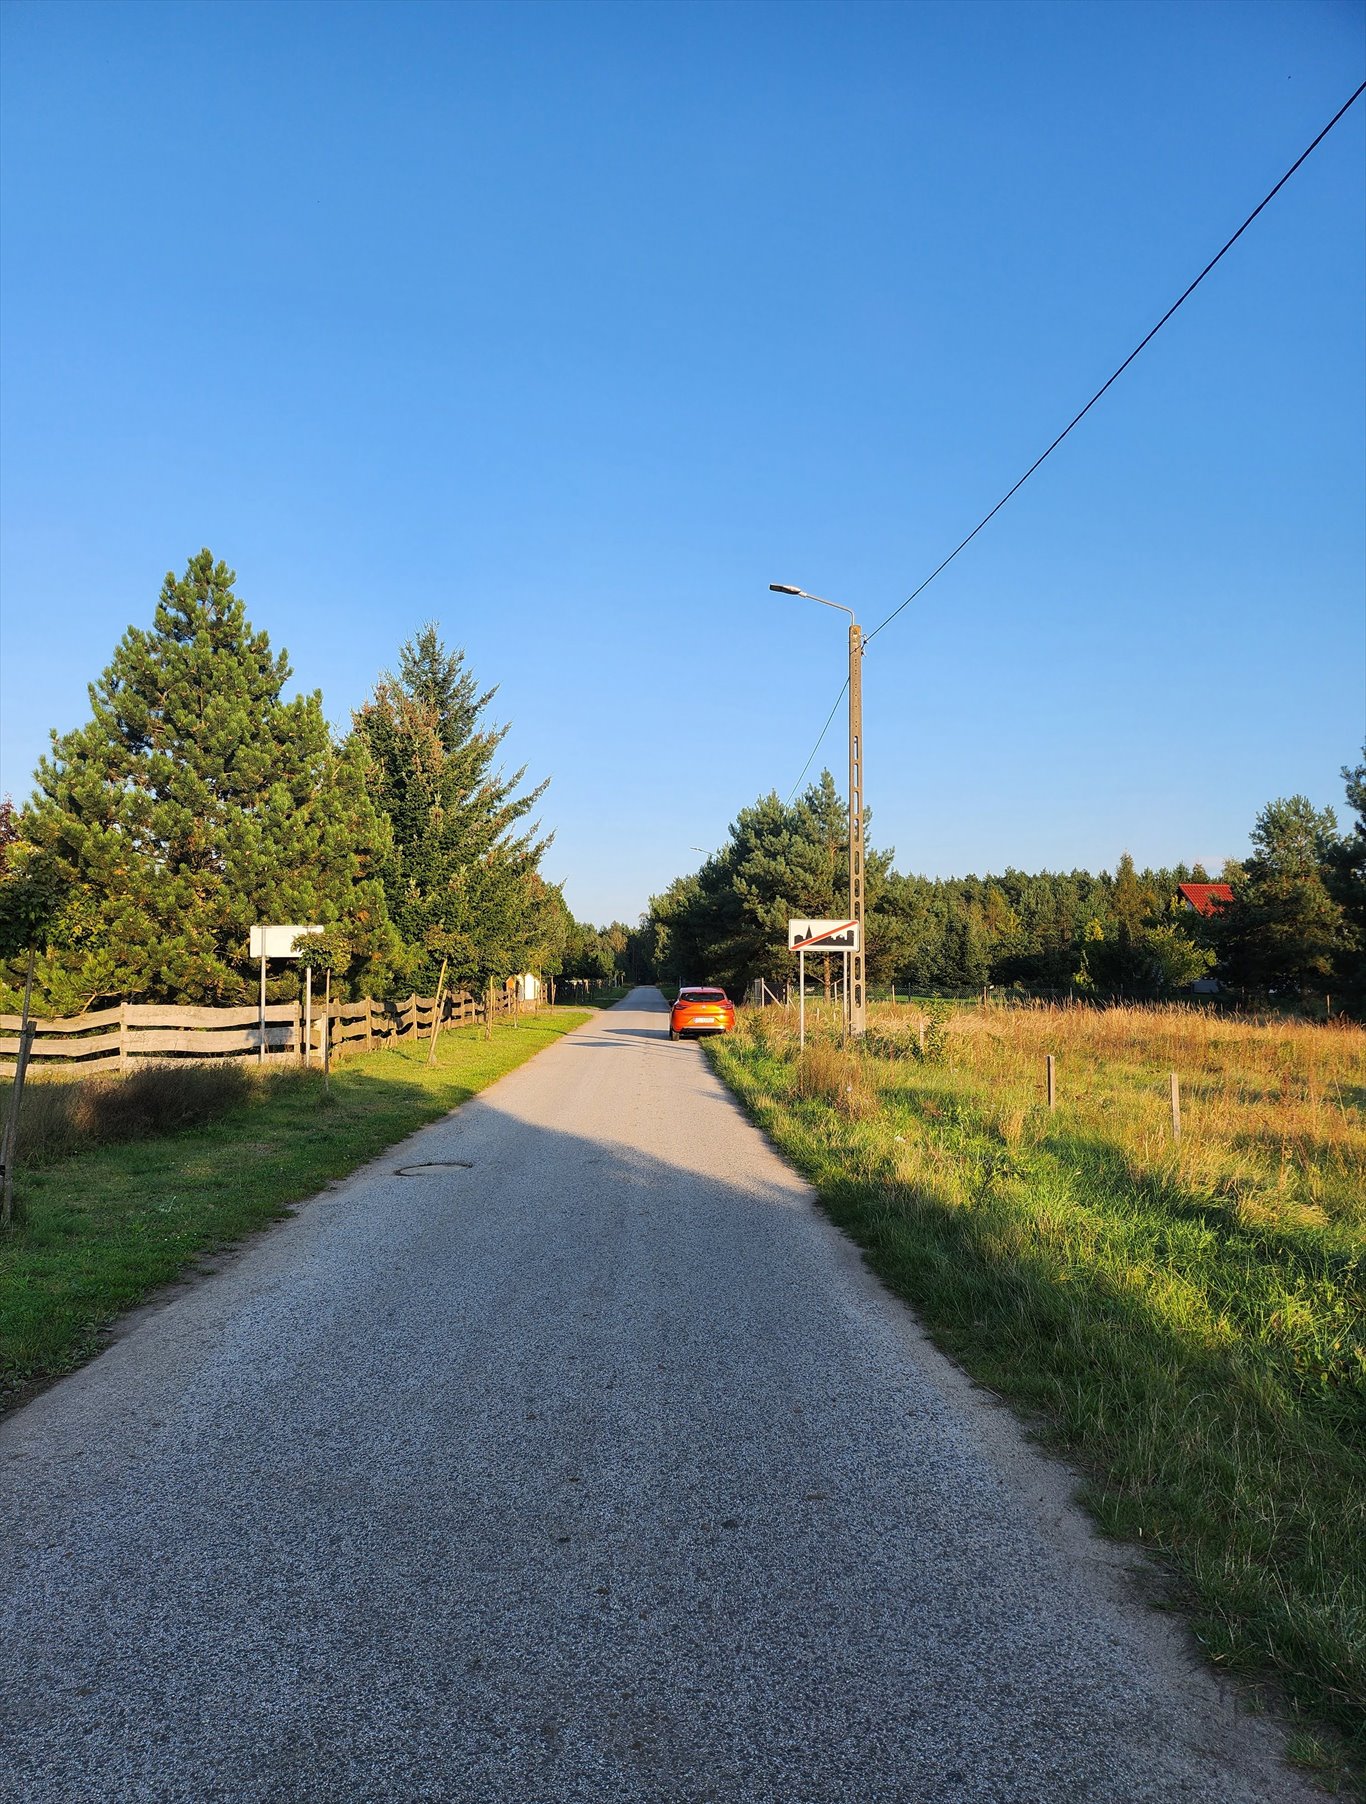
[768,583,866,1036]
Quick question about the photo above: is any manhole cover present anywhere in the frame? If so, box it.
[393,1160,474,1176]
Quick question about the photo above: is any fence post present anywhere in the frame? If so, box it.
[118,1000,128,1074]
[0,1023,35,1228]
[365,995,374,1053]
[1046,1054,1056,1111]
[1,949,37,1227]
[1170,1071,1182,1143]
[323,970,332,1090]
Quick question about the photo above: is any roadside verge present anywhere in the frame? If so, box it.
[0,1009,591,1409]
[706,1022,1364,1794]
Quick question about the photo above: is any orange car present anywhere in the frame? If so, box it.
[669,986,736,1040]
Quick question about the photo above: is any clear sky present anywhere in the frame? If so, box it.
[2,0,1363,926]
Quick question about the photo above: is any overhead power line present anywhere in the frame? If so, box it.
[786,679,848,803]
[862,77,1366,646]
[782,79,1365,798]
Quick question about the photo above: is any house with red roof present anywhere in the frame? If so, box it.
[1177,882,1234,917]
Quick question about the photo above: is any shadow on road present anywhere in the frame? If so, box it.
[0,991,1306,1804]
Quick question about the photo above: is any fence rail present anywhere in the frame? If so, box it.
[0,984,530,1071]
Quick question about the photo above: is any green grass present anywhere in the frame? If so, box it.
[557,983,632,1008]
[0,1010,591,1403]
[709,1005,1365,1787]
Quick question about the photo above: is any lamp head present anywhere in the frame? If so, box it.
[769,583,803,595]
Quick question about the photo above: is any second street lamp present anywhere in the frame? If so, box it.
[769,584,866,1037]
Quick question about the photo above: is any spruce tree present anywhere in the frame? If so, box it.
[8,551,397,1010]
[351,627,552,991]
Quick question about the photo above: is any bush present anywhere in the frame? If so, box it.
[9,1062,255,1165]
[918,1000,954,1063]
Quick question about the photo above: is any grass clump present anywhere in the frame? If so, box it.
[710,999,1366,1780]
[794,1038,878,1119]
[0,1011,591,1402]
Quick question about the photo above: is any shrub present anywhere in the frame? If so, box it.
[918,1000,954,1063]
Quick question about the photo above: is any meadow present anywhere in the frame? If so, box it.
[710,998,1365,1783]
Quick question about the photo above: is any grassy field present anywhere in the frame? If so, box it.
[0,1008,590,1404]
[710,998,1365,1784]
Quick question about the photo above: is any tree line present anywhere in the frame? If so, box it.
[4,549,1357,1019]
[640,764,1366,1014]
[0,550,612,1012]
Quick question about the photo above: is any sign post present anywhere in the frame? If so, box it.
[249,925,324,1064]
[788,921,861,1050]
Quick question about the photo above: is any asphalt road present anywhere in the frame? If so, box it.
[1,988,1308,1803]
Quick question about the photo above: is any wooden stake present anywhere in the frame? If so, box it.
[1,949,38,1227]
[1169,1070,1182,1143]
[427,959,448,1068]
[1046,1053,1056,1111]
[323,970,332,1091]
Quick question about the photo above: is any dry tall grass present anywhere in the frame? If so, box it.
[792,1042,878,1118]
[757,998,1365,1232]
[6,1063,255,1165]
[713,997,1365,1766]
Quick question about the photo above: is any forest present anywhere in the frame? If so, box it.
[641,766,1365,1014]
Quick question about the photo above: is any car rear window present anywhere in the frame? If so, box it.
[681,989,727,1001]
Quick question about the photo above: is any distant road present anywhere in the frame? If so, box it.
[0,988,1306,1802]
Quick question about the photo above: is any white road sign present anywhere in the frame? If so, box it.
[249,924,323,960]
[788,919,860,952]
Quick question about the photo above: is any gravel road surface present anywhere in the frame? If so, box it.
[1,988,1307,1803]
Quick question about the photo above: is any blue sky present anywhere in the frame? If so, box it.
[2,0,1362,925]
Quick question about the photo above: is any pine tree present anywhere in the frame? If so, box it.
[1217,796,1344,997]
[6,552,397,1010]
[1329,753,1366,1010]
[351,626,551,991]
[642,771,893,993]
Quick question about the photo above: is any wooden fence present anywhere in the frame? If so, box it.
[0,986,527,1074]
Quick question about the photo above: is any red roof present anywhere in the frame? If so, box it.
[1177,882,1233,917]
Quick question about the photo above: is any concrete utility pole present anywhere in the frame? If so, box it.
[770,585,867,1036]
